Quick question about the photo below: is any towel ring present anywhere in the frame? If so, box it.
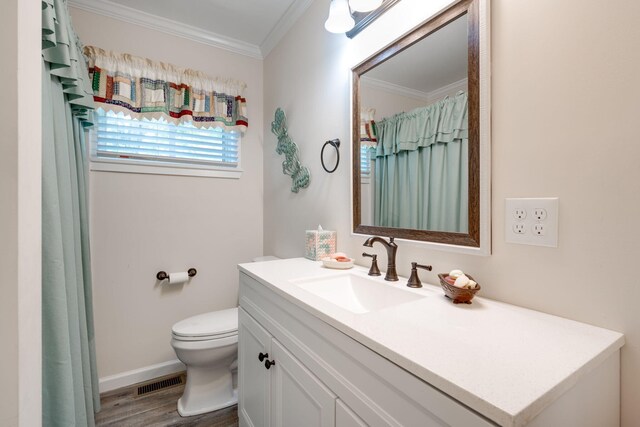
[321,139,340,173]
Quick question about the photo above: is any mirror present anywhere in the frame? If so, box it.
[352,0,490,252]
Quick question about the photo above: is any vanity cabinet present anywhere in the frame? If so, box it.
[238,309,271,427]
[336,400,367,427]
[238,259,623,427]
[239,308,336,427]
[238,272,494,427]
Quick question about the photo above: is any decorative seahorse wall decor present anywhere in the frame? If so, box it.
[271,108,311,193]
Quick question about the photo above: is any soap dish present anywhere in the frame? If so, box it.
[321,257,354,269]
[438,273,480,304]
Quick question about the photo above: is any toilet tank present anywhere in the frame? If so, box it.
[252,256,280,262]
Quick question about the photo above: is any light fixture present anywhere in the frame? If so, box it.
[349,0,383,12]
[324,0,355,33]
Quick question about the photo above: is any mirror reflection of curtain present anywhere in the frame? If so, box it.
[373,92,468,232]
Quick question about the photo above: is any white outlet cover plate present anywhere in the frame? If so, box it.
[505,198,559,247]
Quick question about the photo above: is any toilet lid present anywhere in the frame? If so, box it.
[172,307,238,339]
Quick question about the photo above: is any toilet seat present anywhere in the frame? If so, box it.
[172,330,237,342]
[172,307,238,342]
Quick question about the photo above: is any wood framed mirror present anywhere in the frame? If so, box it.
[351,0,490,254]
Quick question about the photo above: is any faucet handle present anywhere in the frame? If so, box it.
[406,262,433,288]
[362,252,381,276]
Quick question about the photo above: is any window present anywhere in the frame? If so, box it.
[360,145,372,182]
[90,109,242,178]
[84,48,249,178]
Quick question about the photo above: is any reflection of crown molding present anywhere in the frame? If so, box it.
[68,0,263,59]
[260,0,314,58]
[361,76,430,101]
[360,76,468,103]
[427,78,468,102]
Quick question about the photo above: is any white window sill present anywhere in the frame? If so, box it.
[90,159,243,179]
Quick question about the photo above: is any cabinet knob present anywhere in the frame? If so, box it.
[264,359,276,369]
[258,352,268,362]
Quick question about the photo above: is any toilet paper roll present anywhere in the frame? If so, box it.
[168,271,190,285]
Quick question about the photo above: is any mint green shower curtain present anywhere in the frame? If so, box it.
[42,0,100,425]
[373,92,469,232]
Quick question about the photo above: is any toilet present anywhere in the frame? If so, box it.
[170,256,279,417]
[171,307,239,416]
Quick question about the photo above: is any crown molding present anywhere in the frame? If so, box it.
[260,0,314,58]
[426,78,468,102]
[361,76,468,103]
[68,0,263,59]
[361,76,430,101]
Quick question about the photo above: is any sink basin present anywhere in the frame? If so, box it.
[291,273,427,314]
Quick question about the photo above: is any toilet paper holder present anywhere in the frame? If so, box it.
[156,268,197,281]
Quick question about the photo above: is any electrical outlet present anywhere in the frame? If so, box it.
[532,223,545,236]
[505,198,559,247]
[533,208,547,221]
[513,209,527,220]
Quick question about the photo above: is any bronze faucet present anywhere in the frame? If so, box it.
[362,252,381,276]
[406,262,432,288]
[362,236,398,281]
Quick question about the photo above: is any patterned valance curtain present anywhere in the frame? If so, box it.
[360,108,377,147]
[83,46,249,133]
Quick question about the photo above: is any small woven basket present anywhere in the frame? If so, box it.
[438,273,481,304]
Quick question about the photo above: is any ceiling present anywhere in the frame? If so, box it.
[364,14,468,95]
[69,0,315,58]
[69,0,465,96]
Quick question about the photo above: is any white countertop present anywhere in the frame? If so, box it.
[238,258,624,427]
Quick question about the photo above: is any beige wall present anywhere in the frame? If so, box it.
[0,0,41,425]
[70,8,264,378]
[264,0,640,425]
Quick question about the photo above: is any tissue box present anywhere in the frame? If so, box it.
[305,229,337,260]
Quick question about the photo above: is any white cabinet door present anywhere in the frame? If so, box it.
[336,400,367,427]
[271,339,336,427]
[239,308,272,427]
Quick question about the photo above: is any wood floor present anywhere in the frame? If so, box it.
[95,377,238,427]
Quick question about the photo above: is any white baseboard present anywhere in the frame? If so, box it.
[99,359,186,394]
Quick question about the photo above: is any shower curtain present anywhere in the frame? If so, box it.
[42,0,100,425]
[373,92,469,232]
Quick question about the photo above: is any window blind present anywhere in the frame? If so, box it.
[94,110,240,168]
[360,146,372,178]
